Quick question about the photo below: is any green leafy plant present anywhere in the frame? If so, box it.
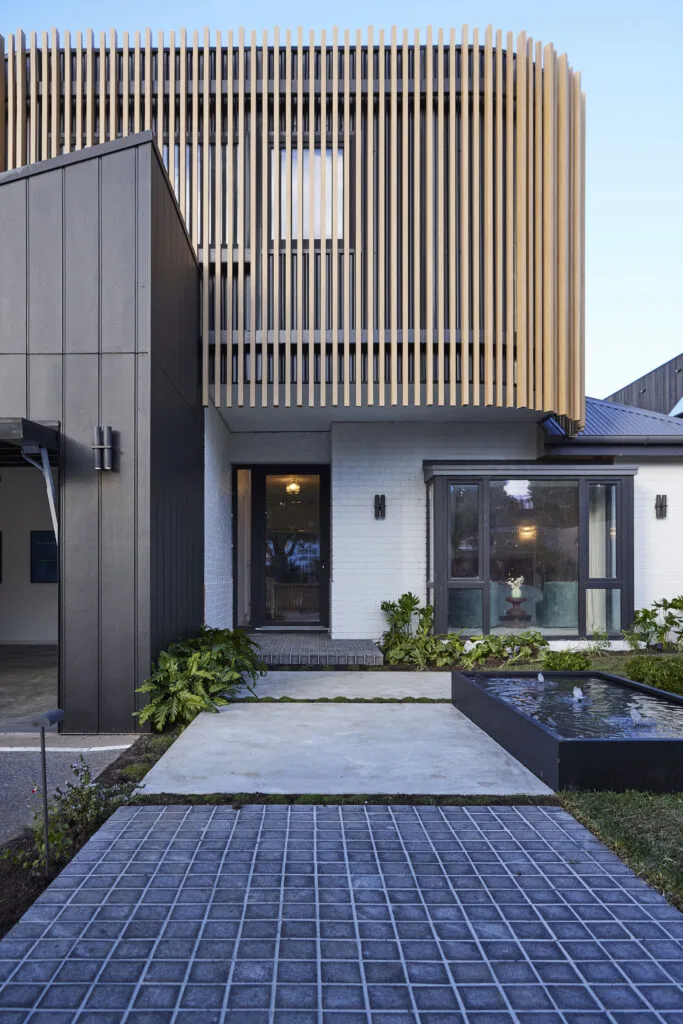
[583,629,611,657]
[542,649,591,672]
[461,631,549,669]
[136,627,265,731]
[622,597,683,652]
[624,655,683,696]
[3,758,135,873]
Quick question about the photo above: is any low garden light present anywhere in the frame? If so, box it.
[31,709,65,879]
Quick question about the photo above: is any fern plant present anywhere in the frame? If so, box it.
[136,627,265,731]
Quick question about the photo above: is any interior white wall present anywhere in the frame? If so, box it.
[330,421,542,640]
[0,467,58,644]
[627,457,683,609]
[204,406,233,628]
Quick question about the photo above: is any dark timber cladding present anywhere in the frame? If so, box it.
[0,133,203,732]
[606,352,683,417]
[0,30,586,431]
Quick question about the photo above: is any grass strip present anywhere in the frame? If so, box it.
[131,792,560,808]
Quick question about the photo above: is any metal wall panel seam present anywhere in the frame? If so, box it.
[483,25,493,406]
[412,27,420,407]
[29,32,37,163]
[402,28,410,406]
[296,26,304,406]
[191,31,199,248]
[272,27,280,406]
[237,28,245,405]
[389,26,398,405]
[354,29,363,407]
[317,29,325,403]
[225,30,233,408]
[284,29,292,406]
[214,30,223,407]
[459,25,469,405]
[319,28,327,408]
[41,32,49,158]
[436,29,445,406]
[515,32,527,408]
[425,26,434,405]
[262,29,269,409]
[202,27,210,406]
[331,27,339,406]
[495,29,504,407]
[250,30,258,407]
[448,28,456,406]
[378,28,385,406]
[342,30,350,406]
[471,27,480,406]
[133,31,141,134]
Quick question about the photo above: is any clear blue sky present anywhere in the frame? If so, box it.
[3,0,682,398]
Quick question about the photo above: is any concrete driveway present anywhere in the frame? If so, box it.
[141,703,552,796]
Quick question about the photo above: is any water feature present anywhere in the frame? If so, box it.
[468,673,683,739]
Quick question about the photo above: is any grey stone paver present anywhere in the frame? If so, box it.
[1,804,683,1023]
[250,634,383,667]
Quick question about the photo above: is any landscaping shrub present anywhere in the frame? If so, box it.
[622,597,683,652]
[461,631,548,668]
[379,595,547,669]
[3,758,136,873]
[542,649,591,672]
[624,656,683,697]
[136,626,266,730]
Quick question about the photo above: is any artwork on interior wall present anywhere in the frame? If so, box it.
[30,531,58,584]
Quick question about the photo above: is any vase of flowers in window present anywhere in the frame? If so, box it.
[501,574,532,623]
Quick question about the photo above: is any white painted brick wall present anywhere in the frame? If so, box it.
[329,421,541,639]
[204,406,233,628]
[629,458,683,609]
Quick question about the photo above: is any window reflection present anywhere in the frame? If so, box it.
[273,148,344,239]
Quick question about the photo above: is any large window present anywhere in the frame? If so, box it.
[426,471,633,637]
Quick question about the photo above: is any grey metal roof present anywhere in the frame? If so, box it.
[578,396,683,439]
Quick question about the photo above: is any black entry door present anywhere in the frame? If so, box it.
[251,466,330,628]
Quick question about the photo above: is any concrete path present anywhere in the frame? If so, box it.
[243,670,450,700]
[0,735,136,845]
[0,646,58,732]
[1,803,682,1022]
[141,704,551,796]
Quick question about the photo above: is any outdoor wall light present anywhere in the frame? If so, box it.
[92,426,115,470]
[655,494,668,519]
[374,494,386,520]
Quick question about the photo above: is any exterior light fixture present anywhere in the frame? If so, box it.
[92,426,114,470]
[518,524,537,542]
[374,494,386,520]
[655,494,667,519]
[286,480,300,495]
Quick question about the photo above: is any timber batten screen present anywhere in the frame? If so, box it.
[1,28,586,430]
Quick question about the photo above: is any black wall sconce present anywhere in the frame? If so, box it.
[92,426,115,471]
[655,494,668,519]
[374,494,386,520]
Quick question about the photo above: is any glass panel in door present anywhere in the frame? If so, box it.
[265,474,321,624]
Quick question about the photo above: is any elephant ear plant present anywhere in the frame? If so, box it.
[136,627,266,731]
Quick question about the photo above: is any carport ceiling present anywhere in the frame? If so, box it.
[0,419,59,467]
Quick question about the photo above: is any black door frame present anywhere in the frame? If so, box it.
[232,464,330,629]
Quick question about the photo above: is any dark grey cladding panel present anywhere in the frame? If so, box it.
[0,135,201,733]
[0,179,28,354]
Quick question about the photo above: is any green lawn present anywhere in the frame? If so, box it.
[560,790,683,911]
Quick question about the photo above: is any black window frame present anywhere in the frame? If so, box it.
[427,470,634,638]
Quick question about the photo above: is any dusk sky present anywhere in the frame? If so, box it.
[2,0,681,398]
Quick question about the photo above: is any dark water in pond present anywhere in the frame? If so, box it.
[468,673,683,739]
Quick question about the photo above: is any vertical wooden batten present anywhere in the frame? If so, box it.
[354,29,363,407]
[377,29,386,407]
[448,28,457,407]
[296,27,304,406]
[483,25,493,406]
[425,26,434,405]
[284,29,292,407]
[201,27,210,406]
[319,29,328,408]
[471,27,480,406]
[365,27,373,407]
[342,31,350,406]
[262,30,270,409]
[412,28,420,407]
[330,28,339,407]
[389,27,398,405]
[236,28,245,406]
[402,29,410,406]
[494,29,503,407]
[459,25,469,406]
[436,30,445,406]
[515,32,528,409]
[310,31,318,408]
[29,32,37,163]
[214,30,223,407]
[40,32,49,158]
[272,28,280,407]
[0,35,6,171]
[225,30,234,408]
[249,30,258,407]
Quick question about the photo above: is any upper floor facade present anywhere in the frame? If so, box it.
[1,27,585,430]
